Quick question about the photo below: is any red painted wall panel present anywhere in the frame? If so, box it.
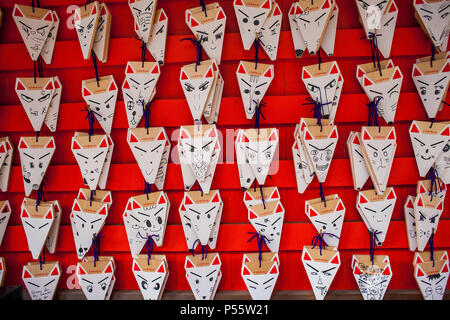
[0,0,448,295]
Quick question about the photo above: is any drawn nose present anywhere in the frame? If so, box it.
[426,149,429,154]
[318,277,323,285]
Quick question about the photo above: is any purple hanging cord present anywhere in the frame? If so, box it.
[144,181,151,200]
[146,234,159,265]
[253,100,266,134]
[141,40,146,68]
[200,0,207,17]
[311,231,339,256]
[428,230,435,267]
[91,51,100,87]
[427,167,442,201]
[367,96,381,131]
[431,42,435,68]
[35,181,46,211]
[318,48,322,70]
[190,239,200,256]
[92,233,104,267]
[368,229,381,266]
[180,36,204,72]
[367,32,382,76]
[199,184,203,197]
[259,184,266,210]
[89,189,95,206]
[319,183,327,208]
[302,98,331,131]
[247,232,272,268]
[140,99,152,134]
[39,247,46,270]
[81,106,100,142]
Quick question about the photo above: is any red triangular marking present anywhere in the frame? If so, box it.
[99,138,108,148]
[126,65,134,74]
[151,64,159,74]
[46,139,55,149]
[126,202,132,211]
[273,6,281,16]
[271,189,279,199]
[304,130,313,140]
[19,140,28,149]
[363,77,373,86]
[269,265,277,274]
[73,202,81,212]
[211,193,220,203]
[2,204,10,213]
[387,130,395,140]
[159,11,167,22]
[263,68,272,78]
[184,196,193,205]
[212,256,220,265]
[357,68,365,78]
[157,131,166,140]
[237,64,246,74]
[133,262,141,271]
[249,211,258,219]
[123,80,130,90]
[302,69,311,79]
[269,132,277,141]
[44,210,53,219]
[104,264,112,273]
[407,199,414,208]
[363,131,371,140]
[217,9,225,20]
[336,202,344,212]
[411,123,420,133]
[23,269,32,278]
[354,265,362,275]
[441,127,450,136]
[181,71,188,80]
[242,266,251,275]
[244,193,253,201]
[0,145,5,154]
[416,267,424,277]
[387,190,395,200]
[442,263,449,273]
[303,251,312,261]
[101,6,107,16]
[330,64,338,74]
[359,195,368,204]
[51,267,59,276]
[45,81,54,91]
[14,7,23,17]
[437,201,443,211]
[413,67,422,77]
[443,63,450,73]
[330,255,339,264]
[275,203,283,213]
[91,5,97,15]
[190,18,199,27]
[98,207,107,215]
[103,194,111,203]
[44,12,53,22]
[393,69,402,80]
[417,198,424,207]
[322,0,330,9]
[129,133,138,143]
[21,208,29,218]
[309,208,318,217]
[16,81,25,91]
[158,195,166,204]
[157,264,165,273]
[330,128,337,139]
[83,88,91,96]
[262,0,271,9]
[109,81,117,91]
[389,2,397,12]
[205,69,213,78]
[353,135,360,145]
[382,266,391,275]
[185,259,194,268]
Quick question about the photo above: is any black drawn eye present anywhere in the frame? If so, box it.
[358,1,369,10]
[22,26,31,34]
[87,285,93,293]
[21,94,33,103]
[253,19,260,26]
[383,151,388,157]
[195,279,199,284]
[215,33,223,40]
[323,271,332,276]
[153,283,160,290]
[311,150,318,156]
[197,214,200,220]
[157,216,162,224]
[325,80,336,90]
[39,162,43,169]
[373,152,378,158]
[307,84,319,93]
[244,89,250,94]
[146,220,152,228]
[209,277,214,282]
[141,281,148,290]
[442,13,449,19]
[101,283,107,291]
[255,90,261,95]
[77,27,84,33]
[243,18,248,23]
[199,82,209,91]
[424,15,432,21]
[420,87,427,95]
[30,162,34,168]
[311,271,318,276]
[184,84,194,92]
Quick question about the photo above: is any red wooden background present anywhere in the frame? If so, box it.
[0,0,449,294]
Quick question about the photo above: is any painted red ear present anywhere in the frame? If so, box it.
[243,256,250,263]
[416,266,425,277]
[330,254,340,264]
[104,264,113,273]
[241,133,250,143]
[353,134,360,145]
[123,80,130,90]
[126,64,134,74]
[44,209,53,220]
[77,265,86,275]
[50,265,60,276]
[74,11,80,22]
[269,264,278,274]
[393,68,402,80]
[185,258,194,269]
[417,197,424,207]
[212,255,221,266]
[14,6,24,17]
[262,0,271,9]
[269,131,277,141]
[302,69,311,79]
[382,265,391,276]
[45,80,54,91]
[179,128,189,139]
[190,17,199,27]
[108,81,117,91]
[98,206,107,215]
[91,4,97,15]
[443,62,450,73]
[21,208,29,218]
[329,128,338,139]
[295,4,303,15]
[43,11,54,22]
[180,70,188,80]
[184,195,193,205]
[387,129,396,140]
[157,263,165,273]
[244,193,253,201]
[151,64,159,74]
[441,263,449,274]
[275,203,283,214]
[304,130,313,140]
[336,201,344,212]
[132,200,141,210]
[45,139,55,149]
[73,201,81,212]
[249,210,258,220]
[78,190,87,200]
[362,129,371,140]
[180,204,186,212]
[83,87,91,96]
[16,80,25,91]
[242,265,251,275]
[322,0,330,9]
[99,137,108,148]
[23,269,32,279]
[129,132,138,143]
[235,0,244,5]
[359,194,368,204]
[158,194,166,205]
[205,68,213,78]
[237,63,246,74]
[406,198,414,209]
[211,193,220,203]
[72,139,81,150]
[354,265,362,275]
[216,8,225,20]
[440,127,450,137]
[271,189,279,200]
[100,5,107,16]
[133,261,142,272]
[273,5,281,16]
[159,10,167,22]
[437,200,443,211]
[363,77,374,86]
[410,122,420,134]
[416,255,423,264]
[330,64,338,75]
[309,207,318,217]
[303,250,312,261]
[126,201,132,211]
[387,189,396,200]
[2,203,10,213]
[263,68,272,78]
[388,1,397,12]
[413,66,422,77]
[357,68,365,78]
[208,128,217,138]
[157,131,166,141]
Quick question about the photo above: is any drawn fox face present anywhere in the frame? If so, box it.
[130,0,156,41]
[77,260,114,300]
[13,4,54,60]
[415,260,449,300]
[147,9,168,66]
[415,0,450,48]
[415,194,444,251]
[236,62,274,119]
[74,2,99,59]
[241,262,279,300]
[234,0,272,50]
[132,258,167,300]
[248,201,284,252]
[22,263,60,300]
[185,254,221,300]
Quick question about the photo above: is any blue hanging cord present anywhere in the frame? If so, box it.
[367,96,381,131]
[144,181,151,200]
[92,232,104,268]
[38,247,46,270]
[368,229,381,266]
[81,106,101,142]
[253,100,266,135]
[248,232,272,268]
[427,166,442,202]
[200,0,207,17]
[311,230,340,256]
